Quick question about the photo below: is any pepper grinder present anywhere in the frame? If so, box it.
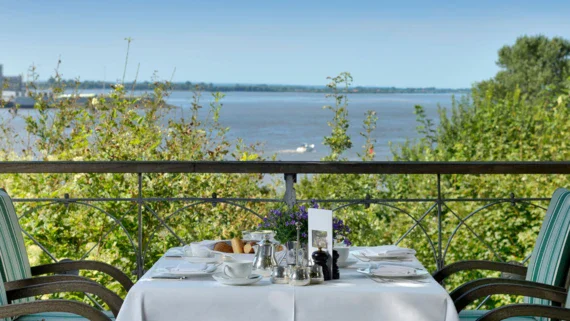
[311,247,331,281]
[332,249,340,279]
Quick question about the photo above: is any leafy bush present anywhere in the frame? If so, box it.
[0,66,274,303]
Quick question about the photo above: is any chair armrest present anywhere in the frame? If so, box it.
[450,278,565,302]
[4,275,98,291]
[432,260,527,283]
[6,280,122,317]
[0,300,110,321]
[31,260,134,292]
[455,284,567,313]
[478,304,570,321]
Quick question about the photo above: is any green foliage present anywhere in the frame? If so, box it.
[414,105,437,145]
[0,65,275,306]
[384,79,570,308]
[358,110,378,161]
[323,72,354,161]
[474,35,570,100]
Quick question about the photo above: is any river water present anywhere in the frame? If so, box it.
[2,91,461,161]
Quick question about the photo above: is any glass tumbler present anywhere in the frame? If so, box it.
[288,266,311,286]
[310,265,324,284]
[270,266,289,284]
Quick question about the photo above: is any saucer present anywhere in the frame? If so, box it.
[184,256,220,264]
[338,259,358,268]
[212,273,262,286]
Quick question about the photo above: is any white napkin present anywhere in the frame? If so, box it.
[369,264,420,277]
[192,240,220,250]
[165,241,218,257]
[165,248,185,256]
[357,245,416,257]
[155,262,213,275]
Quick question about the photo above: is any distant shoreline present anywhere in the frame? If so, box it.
[36,80,471,95]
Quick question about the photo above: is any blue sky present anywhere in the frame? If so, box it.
[1,0,570,87]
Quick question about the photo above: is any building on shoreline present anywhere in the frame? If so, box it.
[0,64,24,98]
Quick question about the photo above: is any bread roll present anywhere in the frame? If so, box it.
[243,243,255,254]
[231,238,244,253]
[213,242,233,253]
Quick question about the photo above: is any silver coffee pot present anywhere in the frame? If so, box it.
[252,234,280,276]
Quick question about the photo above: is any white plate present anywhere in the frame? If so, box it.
[356,267,429,278]
[152,265,218,277]
[212,273,262,286]
[184,256,221,264]
[338,259,358,268]
[352,253,415,262]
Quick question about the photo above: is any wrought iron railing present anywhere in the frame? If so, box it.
[1,161,567,280]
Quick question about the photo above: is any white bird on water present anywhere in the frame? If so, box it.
[296,143,315,153]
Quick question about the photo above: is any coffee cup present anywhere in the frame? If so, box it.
[223,260,253,279]
[184,243,211,258]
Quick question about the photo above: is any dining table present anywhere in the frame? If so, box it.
[116,246,460,321]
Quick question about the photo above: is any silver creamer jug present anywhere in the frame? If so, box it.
[252,234,280,276]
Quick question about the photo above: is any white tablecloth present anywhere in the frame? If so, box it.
[117,249,459,321]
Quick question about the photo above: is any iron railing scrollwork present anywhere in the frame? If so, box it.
[0,161,560,278]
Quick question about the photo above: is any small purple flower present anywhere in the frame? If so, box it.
[263,201,350,246]
[310,199,319,208]
[343,239,352,246]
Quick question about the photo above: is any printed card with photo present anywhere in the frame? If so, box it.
[308,208,333,270]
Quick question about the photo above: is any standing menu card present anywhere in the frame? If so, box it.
[308,208,333,271]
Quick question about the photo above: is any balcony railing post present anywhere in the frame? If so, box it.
[436,173,444,270]
[137,173,144,279]
[284,173,297,209]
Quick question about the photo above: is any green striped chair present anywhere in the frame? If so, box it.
[0,275,112,321]
[474,289,570,320]
[0,189,130,320]
[433,187,570,321]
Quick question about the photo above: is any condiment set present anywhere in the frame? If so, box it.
[267,222,313,286]
[215,223,339,286]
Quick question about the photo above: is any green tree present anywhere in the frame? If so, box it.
[382,76,570,308]
[475,35,570,99]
